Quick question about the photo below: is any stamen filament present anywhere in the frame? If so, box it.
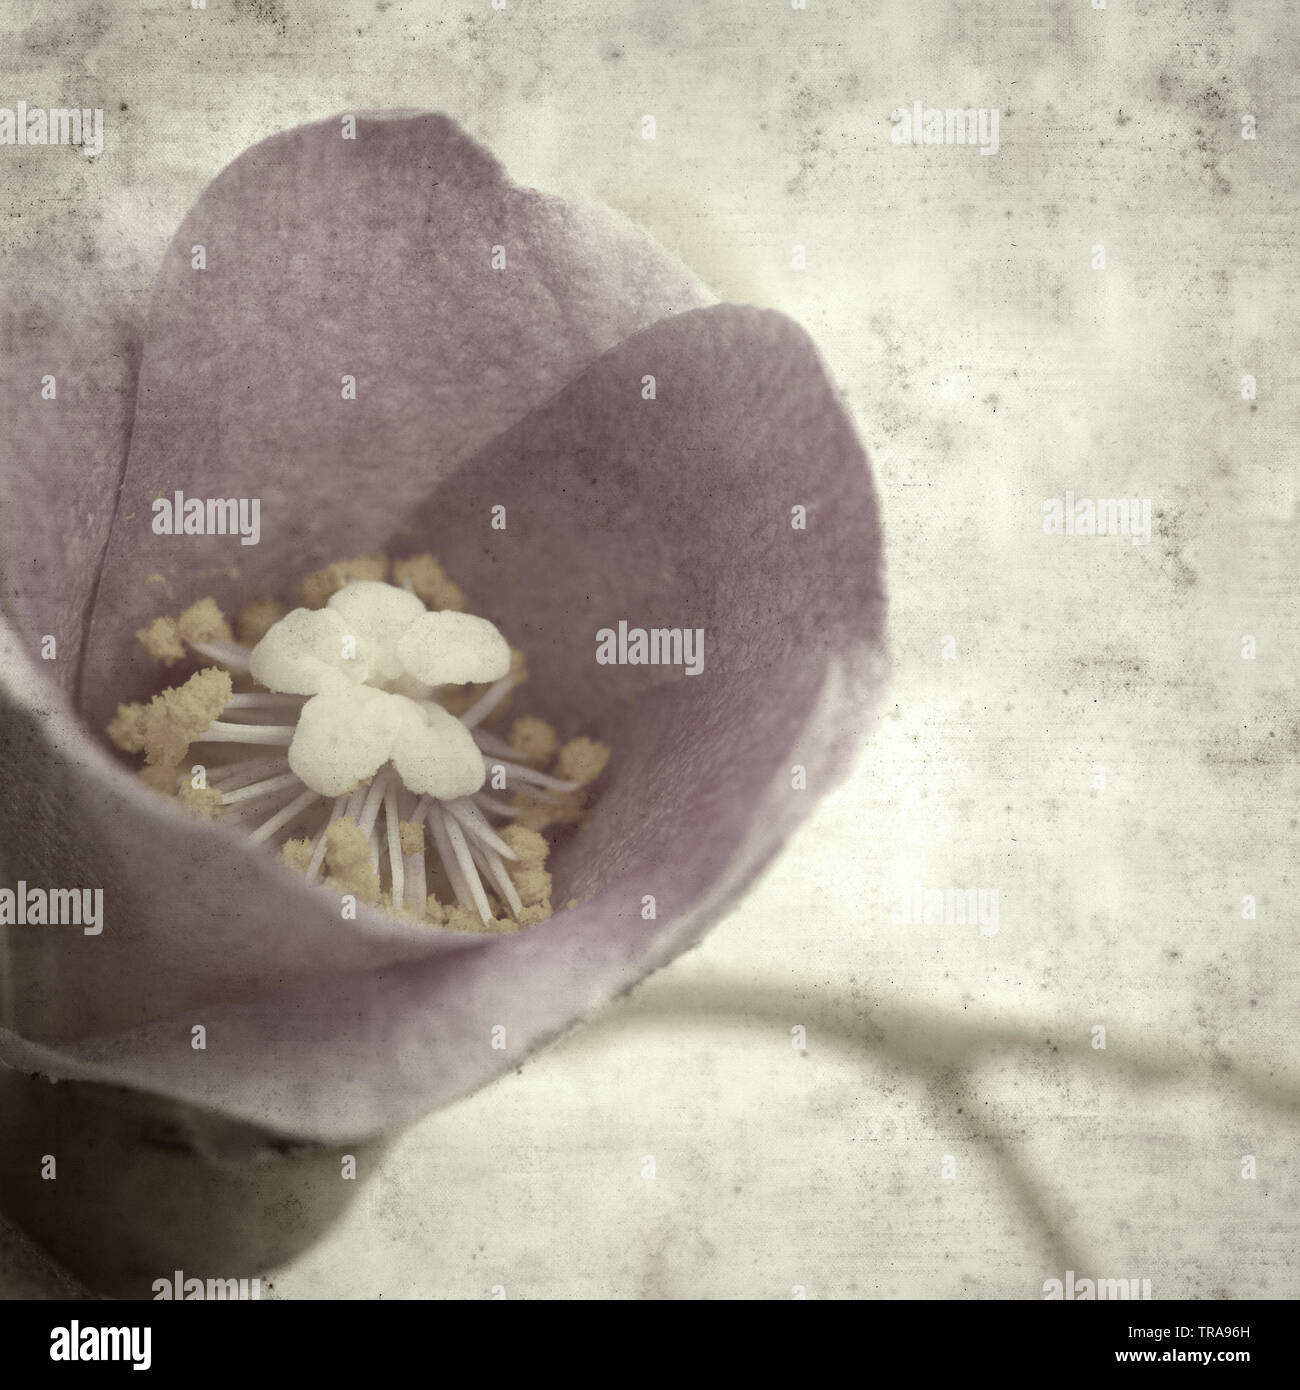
[224,693,309,710]
[403,832,427,916]
[470,730,516,759]
[357,773,389,834]
[248,787,320,845]
[189,639,251,671]
[426,805,475,914]
[484,757,581,792]
[441,809,492,923]
[199,721,295,746]
[459,674,517,730]
[469,839,524,919]
[383,781,404,912]
[211,754,291,789]
[221,770,302,806]
[445,797,518,860]
[122,576,595,935]
[306,795,348,883]
[214,709,300,725]
[222,780,306,826]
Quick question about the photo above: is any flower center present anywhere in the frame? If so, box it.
[108,556,609,933]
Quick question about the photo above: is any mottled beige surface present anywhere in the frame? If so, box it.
[2,0,1296,1298]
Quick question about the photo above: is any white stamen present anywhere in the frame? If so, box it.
[441,808,492,923]
[459,674,517,730]
[221,770,303,806]
[404,831,427,915]
[218,708,305,724]
[468,839,524,919]
[471,729,517,759]
[357,770,388,873]
[426,804,475,913]
[344,784,367,822]
[445,797,518,860]
[222,779,305,826]
[248,788,320,845]
[224,693,309,710]
[210,755,290,789]
[400,792,429,916]
[199,721,296,746]
[306,795,349,883]
[357,768,389,837]
[383,781,404,911]
[163,583,582,927]
[189,638,251,671]
[484,757,580,792]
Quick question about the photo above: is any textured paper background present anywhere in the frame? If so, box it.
[2,0,1296,1298]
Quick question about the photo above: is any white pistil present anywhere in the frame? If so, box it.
[472,794,522,818]
[248,787,320,845]
[199,721,296,746]
[459,674,517,730]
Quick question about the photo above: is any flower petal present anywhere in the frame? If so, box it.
[0,622,492,1047]
[0,276,142,705]
[76,112,713,729]
[1,112,714,1057]
[1,302,885,1139]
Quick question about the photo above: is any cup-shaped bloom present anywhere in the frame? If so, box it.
[0,113,885,1143]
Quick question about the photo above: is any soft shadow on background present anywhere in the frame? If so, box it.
[2,1,1296,1297]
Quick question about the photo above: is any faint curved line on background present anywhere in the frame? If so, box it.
[597,982,1300,1280]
